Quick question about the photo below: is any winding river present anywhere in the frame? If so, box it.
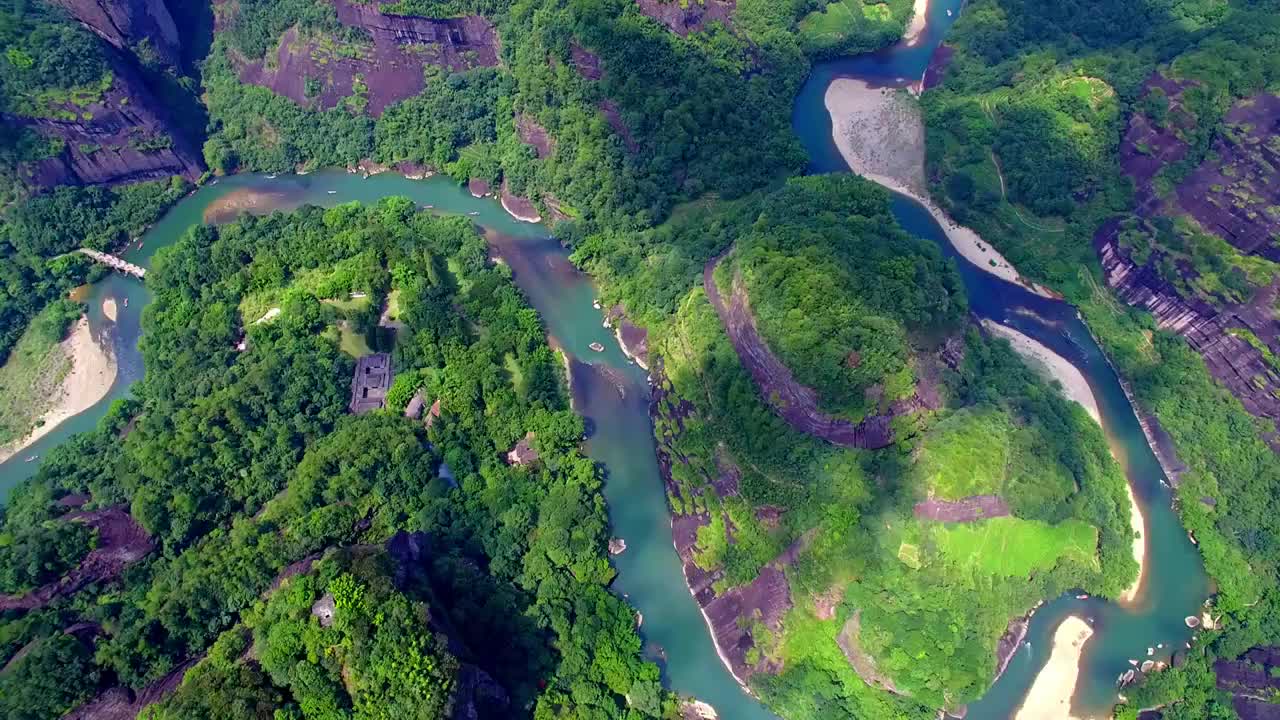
[0,7,1209,718]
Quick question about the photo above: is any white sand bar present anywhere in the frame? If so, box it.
[981,320,1100,424]
[824,79,1056,298]
[1118,482,1148,605]
[1015,616,1095,720]
[0,317,117,464]
[904,0,929,45]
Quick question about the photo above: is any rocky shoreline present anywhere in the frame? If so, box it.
[648,362,783,692]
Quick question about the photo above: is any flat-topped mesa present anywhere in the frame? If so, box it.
[701,253,932,450]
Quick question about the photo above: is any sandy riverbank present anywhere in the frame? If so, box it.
[1119,482,1147,605]
[824,79,1056,299]
[982,319,1148,603]
[1015,616,1095,720]
[101,297,118,323]
[981,320,1100,424]
[0,317,117,465]
[904,0,929,44]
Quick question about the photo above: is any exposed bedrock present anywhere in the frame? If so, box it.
[51,0,182,68]
[232,0,499,117]
[1096,221,1280,444]
[634,0,735,35]
[0,506,154,613]
[1097,76,1280,449]
[671,510,795,683]
[9,55,204,189]
[1213,647,1280,720]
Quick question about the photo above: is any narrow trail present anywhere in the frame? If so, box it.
[701,251,921,449]
[990,151,1066,234]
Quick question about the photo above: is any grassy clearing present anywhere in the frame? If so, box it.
[913,407,1012,499]
[0,301,81,445]
[934,516,1098,577]
[238,261,375,324]
[322,294,372,312]
[800,0,860,43]
[337,323,373,358]
[504,352,527,397]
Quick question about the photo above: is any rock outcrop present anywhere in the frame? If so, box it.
[1096,220,1280,440]
[1213,646,1280,720]
[8,54,203,189]
[230,0,499,117]
[1096,74,1280,447]
[634,0,735,35]
[51,0,182,68]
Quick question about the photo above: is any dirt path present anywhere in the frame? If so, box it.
[990,151,1066,234]
[702,252,912,449]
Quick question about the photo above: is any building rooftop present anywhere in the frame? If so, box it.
[349,353,393,414]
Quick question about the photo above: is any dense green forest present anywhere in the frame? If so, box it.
[577,175,1136,718]
[6,0,1280,716]
[0,200,667,718]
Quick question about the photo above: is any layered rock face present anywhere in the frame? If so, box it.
[1214,647,1280,720]
[51,0,182,69]
[1096,222,1280,435]
[9,55,204,188]
[8,0,204,191]
[1096,74,1280,445]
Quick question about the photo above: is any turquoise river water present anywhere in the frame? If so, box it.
[0,7,1209,718]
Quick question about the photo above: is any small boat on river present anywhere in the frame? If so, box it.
[589,342,605,352]
[23,455,37,463]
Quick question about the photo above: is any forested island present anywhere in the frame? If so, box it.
[1,0,1280,718]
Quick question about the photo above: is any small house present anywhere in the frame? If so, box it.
[506,431,539,466]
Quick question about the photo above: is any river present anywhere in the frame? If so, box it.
[0,7,1209,718]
